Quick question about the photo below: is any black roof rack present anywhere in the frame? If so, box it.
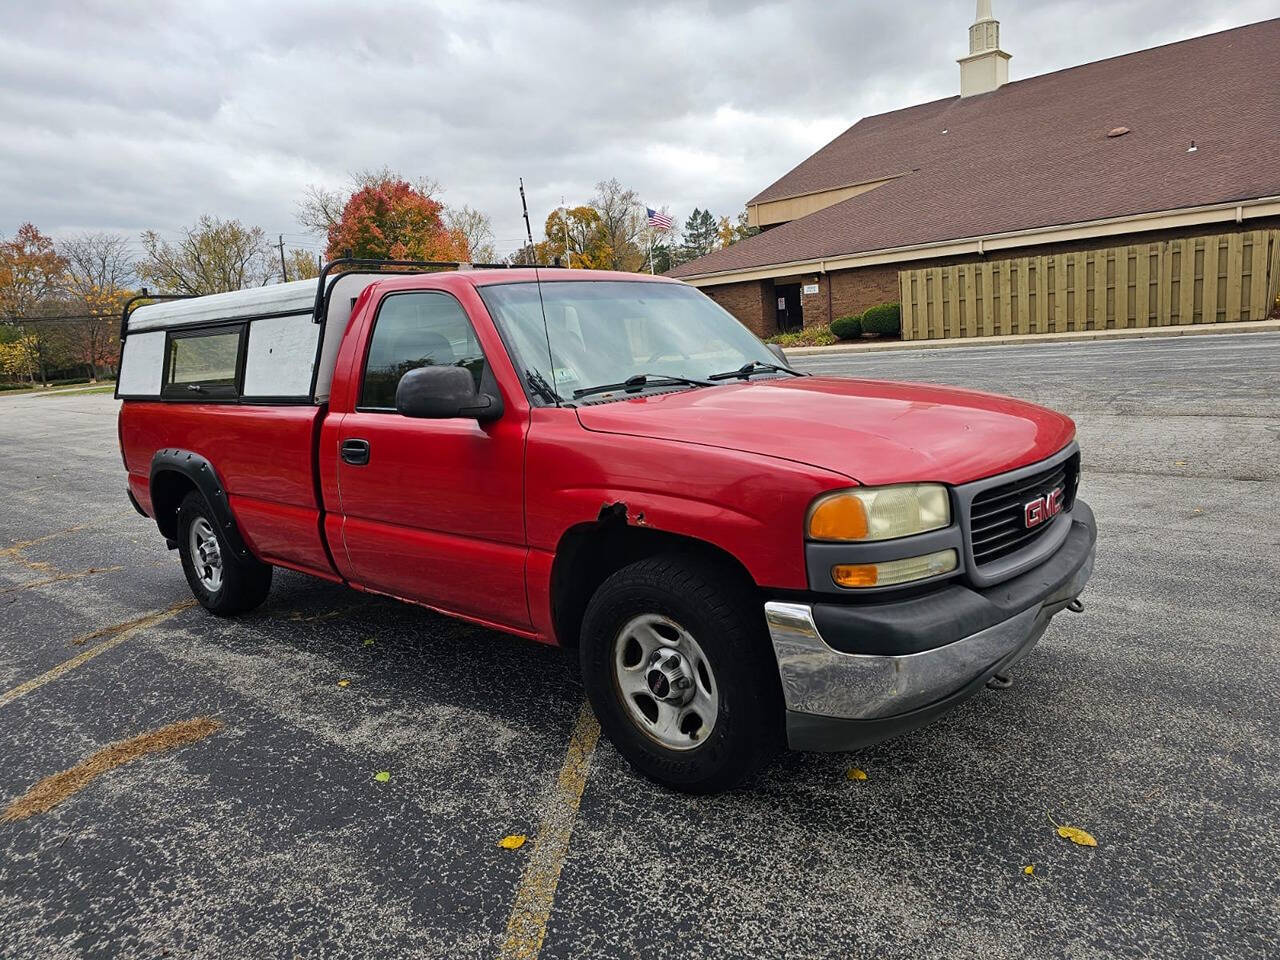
[119,257,566,339]
[119,289,197,341]
[310,257,562,322]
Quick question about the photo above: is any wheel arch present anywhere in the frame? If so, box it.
[149,449,253,562]
[549,506,759,650]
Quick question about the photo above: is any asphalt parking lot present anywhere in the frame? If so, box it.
[2,332,1277,959]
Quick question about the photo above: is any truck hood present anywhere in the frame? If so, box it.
[574,377,1076,486]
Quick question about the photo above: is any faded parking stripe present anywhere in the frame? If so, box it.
[498,700,601,960]
[0,600,195,709]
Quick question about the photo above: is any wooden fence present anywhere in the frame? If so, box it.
[898,229,1280,340]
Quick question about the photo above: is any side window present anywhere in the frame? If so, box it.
[163,326,243,399]
[360,292,486,410]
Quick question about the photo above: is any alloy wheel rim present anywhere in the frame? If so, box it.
[612,613,718,751]
[188,517,223,592]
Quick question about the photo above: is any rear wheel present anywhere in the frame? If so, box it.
[177,490,272,616]
[580,554,780,793]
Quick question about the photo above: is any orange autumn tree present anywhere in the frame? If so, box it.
[325,178,469,263]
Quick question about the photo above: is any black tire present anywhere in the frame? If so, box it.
[176,490,272,616]
[579,553,781,793]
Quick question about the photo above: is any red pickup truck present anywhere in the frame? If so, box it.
[117,260,1095,792]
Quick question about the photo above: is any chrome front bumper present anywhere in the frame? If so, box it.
[765,510,1096,752]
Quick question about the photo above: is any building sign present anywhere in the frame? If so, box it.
[777,297,787,310]
[802,283,819,295]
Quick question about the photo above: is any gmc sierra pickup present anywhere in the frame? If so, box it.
[116,259,1095,792]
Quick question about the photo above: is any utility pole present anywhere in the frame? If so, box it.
[519,179,535,265]
[277,234,288,282]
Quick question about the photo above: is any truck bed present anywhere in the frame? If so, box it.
[120,401,337,579]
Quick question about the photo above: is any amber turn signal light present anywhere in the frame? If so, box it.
[831,563,879,588]
[808,494,869,541]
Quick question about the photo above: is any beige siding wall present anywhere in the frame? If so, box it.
[899,230,1280,340]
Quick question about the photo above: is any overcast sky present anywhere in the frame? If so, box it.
[1,0,1274,261]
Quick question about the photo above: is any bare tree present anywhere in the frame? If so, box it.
[296,183,347,237]
[59,232,134,379]
[60,232,134,296]
[591,179,647,272]
[137,216,275,295]
[446,205,497,263]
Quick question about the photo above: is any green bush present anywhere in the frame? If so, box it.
[830,314,863,340]
[861,302,902,336]
[765,325,837,348]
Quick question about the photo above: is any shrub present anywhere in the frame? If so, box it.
[830,314,863,340]
[765,325,837,348]
[50,377,92,387]
[861,302,902,336]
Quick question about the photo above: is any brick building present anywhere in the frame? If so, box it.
[668,7,1280,339]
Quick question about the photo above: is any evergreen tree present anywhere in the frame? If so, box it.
[681,208,719,261]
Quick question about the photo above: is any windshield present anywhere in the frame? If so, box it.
[478,280,779,400]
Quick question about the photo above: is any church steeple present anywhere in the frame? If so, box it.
[958,0,1011,97]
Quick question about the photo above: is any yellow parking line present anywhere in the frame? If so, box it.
[0,600,195,709]
[0,526,85,565]
[498,700,601,960]
[2,715,223,822]
[0,565,125,595]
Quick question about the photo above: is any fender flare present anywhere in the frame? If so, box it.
[149,449,253,562]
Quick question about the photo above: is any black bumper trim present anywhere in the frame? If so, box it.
[810,500,1096,657]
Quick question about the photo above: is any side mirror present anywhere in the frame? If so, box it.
[395,365,502,422]
[766,343,789,366]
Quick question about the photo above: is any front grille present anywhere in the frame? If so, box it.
[968,452,1079,567]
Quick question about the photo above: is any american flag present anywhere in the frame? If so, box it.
[647,207,674,231]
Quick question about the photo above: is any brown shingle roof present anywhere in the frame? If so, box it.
[670,19,1280,279]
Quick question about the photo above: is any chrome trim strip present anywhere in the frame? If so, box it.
[765,541,1094,724]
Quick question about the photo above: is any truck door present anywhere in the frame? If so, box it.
[333,289,530,630]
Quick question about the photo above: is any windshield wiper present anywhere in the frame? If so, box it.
[572,372,714,400]
[526,368,563,404]
[707,359,804,381]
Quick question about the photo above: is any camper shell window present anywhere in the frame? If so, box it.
[162,325,246,400]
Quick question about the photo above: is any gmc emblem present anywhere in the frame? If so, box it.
[1024,487,1065,529]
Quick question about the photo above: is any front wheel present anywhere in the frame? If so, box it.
[579,554,780,793]
[177,490,272,616]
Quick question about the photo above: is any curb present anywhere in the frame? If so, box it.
[782,319,1280,356]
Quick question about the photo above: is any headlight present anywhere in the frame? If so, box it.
[807,484,950,542]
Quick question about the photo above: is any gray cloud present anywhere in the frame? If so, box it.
[1,0,1274,259]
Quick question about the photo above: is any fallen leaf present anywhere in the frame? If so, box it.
[497,834,527,850]
[846,767,868,781]
[1174,460,1187,467]
[1056,825,1097,847]
[1023,865,1034,875]
[362,637,375,647]
[337,679,350,688]
[373,771,390,783]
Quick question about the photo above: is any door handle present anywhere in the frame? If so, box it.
[341,438,370,466]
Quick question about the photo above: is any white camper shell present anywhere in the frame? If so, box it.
[116,271,389,403]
